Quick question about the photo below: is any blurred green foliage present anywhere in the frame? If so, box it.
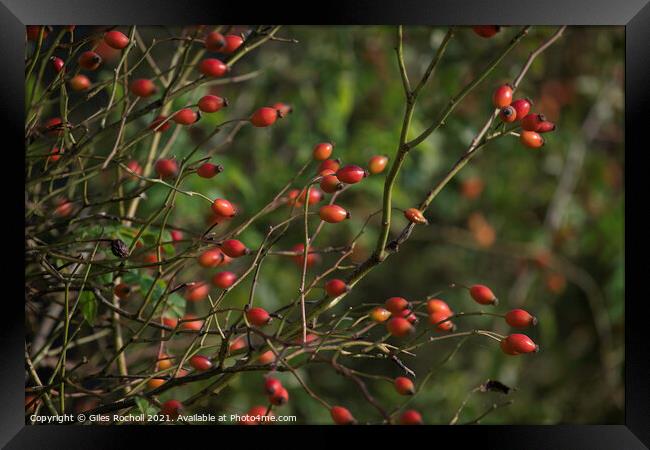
[60,25,623,424]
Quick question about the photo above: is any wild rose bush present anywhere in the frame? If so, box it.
[26,24,618,425]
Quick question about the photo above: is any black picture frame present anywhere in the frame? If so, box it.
[5,1,648,448]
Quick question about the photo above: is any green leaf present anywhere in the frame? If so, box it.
[79,291,97,326]
[165,293,186,319]
[161,243,175,256]
[141,233,158,246]
[134,397,157,416]
[121,271,141,286]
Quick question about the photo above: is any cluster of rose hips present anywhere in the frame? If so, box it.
[227,283,538,425]
[280,143,389,270]
[492,84,556,149]
[285,142,389,224]
[368,283,539,357]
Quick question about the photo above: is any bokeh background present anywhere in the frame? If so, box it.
[31,25,624,424]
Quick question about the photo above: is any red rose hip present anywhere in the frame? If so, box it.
[469,284,498,305]
[264,377,282,395]
[520,131,544,149]
[511,98,532,119]
[250,107,278,127]
[387,317,414,337]
[368,155,389,174]
[104,30,130,49]
[130,78,156,97]
[330,406,356,425]
[246,307,271,326]
[313,142,333,161]
[155,159,178,179]
[198,95,228,113]
[394,377,415,395]
[211,198,236,218]
[319,204,350,223]
[404,208,428,225]
[385,297,409,314]
[173,108,199,125]
[325,279,349,297]
[199,58,228,77]
[336,164,368,184]
[78,51,102,70]
[197,162,223,178]
[220,239,248,258]
[505,309,537,328]
[492,84,513,108]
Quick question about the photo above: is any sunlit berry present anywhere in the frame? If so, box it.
[330,406,356,425]
[173,108,199,125]
[78,51,102,70]
[222,34,244,53]
[429,311,454,331]
[198,95,228,113]
[318,159,341,175]
[505,309,537,328]
[511,98,532,119]
[499,105,517,123]
[104,30,130,49]
[319,204,350,223]
[404,208,428,225]
[520,130,544,149]
[503,333,539,354]
[199,58,228,77]
[325,279,349,297]
[370,306,391,323]
[469,284,498,305]
[492,83,513,108]
[130,78,156,97]
[384,297,409,314]
[313,142,333,161]
[250,107,278,127]
[394,377,415,395]
[69,74,90,91]
[246,307,271,327]
[211,198,236,218]
[426,299,451,315]
[368,155,389,174]
[221,239,249,258]
[336,164,368,184]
